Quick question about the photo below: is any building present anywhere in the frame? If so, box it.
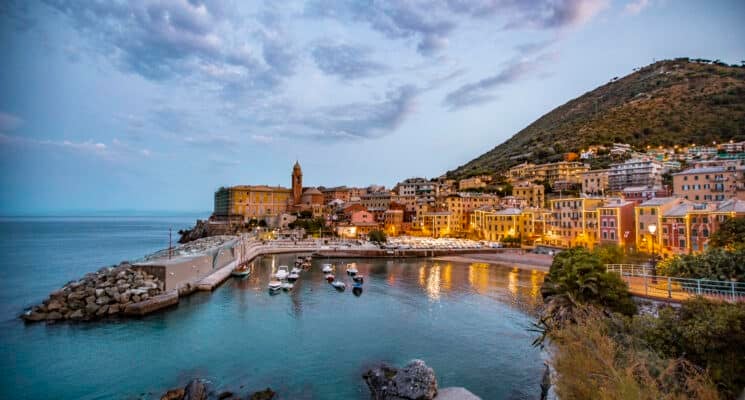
[581,169,610,196]
[512,181,545,208]
[596,198,635,250]
[507,161,589,187]
[213,185,292,221]
[634,197,683,255]
[383,209,404,235]
[397,177,438,197]
[608,158,663,192]
[470,207,550,245]
[722,140,745,153]
[673,165,745,202]
[360,191,392,210]
[622,185,670,204]
[546,197,604,248]
[419,211,455,238]
[444,192,501,233]
[458,177,487,190]
[320,186,351,204]
[660,199,745,256]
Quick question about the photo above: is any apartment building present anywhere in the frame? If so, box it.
[608,158,663,192]
[444,193,501,233]
[581,169,610,195]
[661,199,745,256]
[634,197,683,255]
[673,165,745,202]
[507,161,589,187]
[596,198,635,249]
[546,198,604,248]
[512,181,545,208]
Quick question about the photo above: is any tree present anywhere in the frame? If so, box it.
[541,247,637,319]
[368,230,387,244]
[657,247,745,282]
[709,217,745,248]
[592,244,624,265]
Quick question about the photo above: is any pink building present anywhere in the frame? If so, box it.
[350,210,375,225]
[597,199,636,250]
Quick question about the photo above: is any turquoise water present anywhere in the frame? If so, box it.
[0,217,546,399]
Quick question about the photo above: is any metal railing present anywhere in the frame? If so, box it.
[606,264,745,302]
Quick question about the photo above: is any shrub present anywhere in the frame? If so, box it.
[657,247,745,282]
[368,230,387,243]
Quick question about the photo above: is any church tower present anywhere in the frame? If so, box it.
[292,161,303,205]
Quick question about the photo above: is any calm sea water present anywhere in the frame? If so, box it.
[0,217,546,399]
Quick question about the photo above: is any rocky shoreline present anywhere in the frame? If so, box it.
[156,360,481,400]
[21,262,167,322]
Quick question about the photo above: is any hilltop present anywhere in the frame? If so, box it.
[447,58,745,178]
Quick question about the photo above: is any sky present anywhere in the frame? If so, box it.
[0,0,744,215]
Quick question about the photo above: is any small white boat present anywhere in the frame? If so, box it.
[281,282,294,291]
[325,274,335,282]
[287,272,300,282]
[291,267,302,274]
[231,264,251,277]
[331,281,346,290]
[275,265,289,280]
[268,280,282,291]
[345,264,358,275]
[322,264,333,273]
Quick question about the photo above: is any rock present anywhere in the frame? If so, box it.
[160,388,185,400]
[22,311,47,322]
[95,289,105,297]
[85,303,100,315]
[47,300,62,311]
[132,295,141,303]
[95,296,111,305]
[363,359,437,400]
[69,309,84,319]
[118,292,131,303]
[108,304,121,315]
[437,388,481,400]
[68,300,84,310]
[85,295,97,305]
[105,287,118,298]
[217,391,234,400]
[249,388,276,400]
[183,379,207,400]
[46,311,63,321]
[124,291,178,316]
[96,305,109,316]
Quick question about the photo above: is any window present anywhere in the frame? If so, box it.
[651,209,656,215]
[639,209,644,216]
[679,239,686,248]
[640,222,645,230]
[703,229,709,237]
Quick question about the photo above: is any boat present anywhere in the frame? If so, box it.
[304,256,312,262]
[295,256,304,265]
[331,281,346,290]
[275,265,289,280]
[291,267,302,274]
[352,275,364,284]
[281,282,294,291]
[322,264,333,273]
[268,280,282,291]
[287,272,300,282]
[231,264,251,277]
[345,263,358,275]
[353,282,363,289]
[325,274,335,283]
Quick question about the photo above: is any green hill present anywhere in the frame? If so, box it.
[447,58,745,179]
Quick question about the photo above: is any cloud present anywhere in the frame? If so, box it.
[0,112,23,131]
[311,43,388,80]
[250,134,274,144]
[42,0,295,98]
[0,133,151,162]
[443,53,556,110]
[182,134,238,147]
[298,85,419,140]
[624,0,650,15]
[447,0,609,29]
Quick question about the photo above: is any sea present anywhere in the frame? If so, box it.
[0,216,546,399]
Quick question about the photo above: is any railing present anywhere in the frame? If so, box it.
[606,264,745,302]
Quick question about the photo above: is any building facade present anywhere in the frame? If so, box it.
[608,158,663,192]
[673,165,745,202]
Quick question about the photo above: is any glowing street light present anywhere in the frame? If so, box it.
[648,223,657,257]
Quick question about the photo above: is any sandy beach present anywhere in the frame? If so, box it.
[433,251,553,273]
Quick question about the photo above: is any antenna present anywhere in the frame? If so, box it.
[168,227,172,260]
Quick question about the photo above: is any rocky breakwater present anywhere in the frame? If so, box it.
[21,263,171,322]
[363,359,481,400]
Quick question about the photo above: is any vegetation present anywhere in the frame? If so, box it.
[657,247,745,282]
[368,230,387,243]
[632,298,745,399]
[447,59,745,179]
[541,247,637,321]
[288,217,328,236]
[709,217,745,248]
[551,306,721,400]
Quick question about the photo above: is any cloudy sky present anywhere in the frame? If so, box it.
[1,0,743,214]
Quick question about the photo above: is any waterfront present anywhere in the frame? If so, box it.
[0,217,546,399]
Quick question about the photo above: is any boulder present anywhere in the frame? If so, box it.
[160,388,185,400]
[183,379,207,400]
[249,388,276,400]
[96,305,109,316]
[217,391,234,400]
[46,311,63,321]
[95,289,105,297]
[363,359,438,400]
[69,309,84,319]
[47,300,62,311]
[95,296,111,305]
[85,303,100,315]
[108,304,121,315]
[85,295,97,305]
[22,311,47,322]
[105,287,118,298]
[436,388,481,400]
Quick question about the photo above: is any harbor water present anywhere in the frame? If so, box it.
[0,216,546,399]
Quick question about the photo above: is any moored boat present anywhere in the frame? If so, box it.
[325,273,335,283]
[281,282,294,291]
[268,280,282,291]
[345,263,358,275]
[331,281,346,291]
[287,272,300,282]
[352,275,364,284]
[322,264,333,273]
[275,265,289,280]
[231,264,251,277]
[291,267,302,274]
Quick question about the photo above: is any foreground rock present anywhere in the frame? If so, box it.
[363,359,438,400]
[21,262,166,323]
[159,380,274,400]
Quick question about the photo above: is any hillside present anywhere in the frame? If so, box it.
[447,58,745,178]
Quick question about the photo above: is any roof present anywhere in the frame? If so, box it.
[673,166,726,175]
[302,187,322,195]
[639,197,678,207]
[717,199,745,213]
[495,208,522,215]
[622,185,663,192]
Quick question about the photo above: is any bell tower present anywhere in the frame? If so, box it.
[292,161,303,205]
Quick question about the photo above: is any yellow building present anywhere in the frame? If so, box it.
[419,211,454,238]
[471,207,550,244]
[512,182,545,208]
[546,197,604,248]
[213,185,292,221]
[634,197,681,255]
[444,193,501,233]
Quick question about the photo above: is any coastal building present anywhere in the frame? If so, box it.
[361,191,392,211]
[384,209,404,235]
[458,177,487,190]
[672,165,745,202]
[622,185,670,204]
[634,197,682,255]
[596,198,636,250]
[419,210,454,238]
[546,197,604,248]
[320,186,351,204]
[470,207,550,245]
[660,199,745,256]
[581,169,610,196]
[608,158,663,192]
[444,192,501,233]
[507,161,589,187]
[213,185,291,221]
[512,181,545,208]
